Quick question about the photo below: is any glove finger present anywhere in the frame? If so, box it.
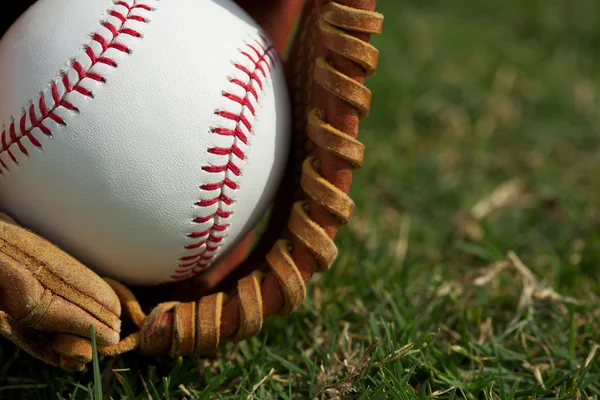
[52,333,93,372]
[0,220,121,345]
[0,311,61,367]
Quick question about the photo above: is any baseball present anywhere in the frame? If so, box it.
[0,0,291,285]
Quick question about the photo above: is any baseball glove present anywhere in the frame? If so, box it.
[0,0,383,371]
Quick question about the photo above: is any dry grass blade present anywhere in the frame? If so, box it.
[455,178,528,241]
[178,384,192,398]
[247,368,276,400]
[569,342,599,392]
[522,361,550,389]
[391,213,411,263]
[506,251,537,283]
[371,343,414,368]
[471,178,527,220]
[473,260,511,286]
[326,338,380,391]
[472,251,585,333]
[431,386,457,397]
[323,339,415,397]
[138,374,153,400]
[584,342,599,369]
[508,277,536,329]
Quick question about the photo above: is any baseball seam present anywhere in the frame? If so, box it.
[170,36,278,282]
[0,0,152,172]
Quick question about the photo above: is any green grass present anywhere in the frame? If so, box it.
[2,0,600,398]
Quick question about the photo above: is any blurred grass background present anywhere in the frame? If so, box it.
[1,0,599,398]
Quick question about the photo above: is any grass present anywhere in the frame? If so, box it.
[1,0,600,398]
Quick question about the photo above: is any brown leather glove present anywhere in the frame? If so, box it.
[0,0,383,371]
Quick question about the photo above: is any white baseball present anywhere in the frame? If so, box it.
[0,0,291,285]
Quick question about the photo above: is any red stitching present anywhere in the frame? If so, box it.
[222,93,255,114]
[193,215,212,224]
[230,78,258,101]
[172,37,277,282]
[234,65,263,90]
[0,0,151,172]
[217,209,232,218]
[212,126,248,144]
